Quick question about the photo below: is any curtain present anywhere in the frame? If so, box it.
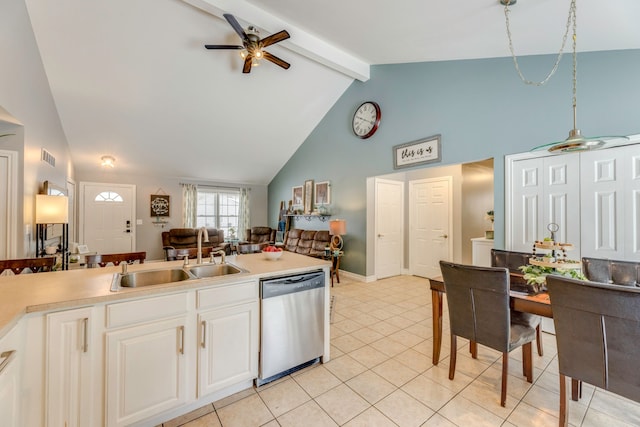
[238,188,250,240]
[181,183,198,228]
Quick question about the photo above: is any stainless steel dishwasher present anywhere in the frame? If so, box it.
[258,270,325,386]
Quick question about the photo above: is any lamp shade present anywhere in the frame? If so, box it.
[36,194,69,224]
[329,219,346,236]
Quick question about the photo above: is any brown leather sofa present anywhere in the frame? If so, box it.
[161,228,230,259]
[283,229,331,257]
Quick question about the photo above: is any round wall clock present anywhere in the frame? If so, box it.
[352,101,381,139]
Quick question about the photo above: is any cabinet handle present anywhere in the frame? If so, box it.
[0,350,16,376]
[201,321,206,349]
[82,317,89,353]
[178,326,185,355]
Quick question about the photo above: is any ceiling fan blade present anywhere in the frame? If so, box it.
[204,44,243,50]
[260,30,290,48]
[223,14,249,43]
[263,51,290,70]
[243,56,252,73]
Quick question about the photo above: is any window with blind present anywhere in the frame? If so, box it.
[196,187,240,238]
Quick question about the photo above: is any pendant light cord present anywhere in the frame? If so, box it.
[504,0,577,86]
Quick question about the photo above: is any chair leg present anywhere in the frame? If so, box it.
[449,335,457,380]
[501,352,508,407]
[522,342,533,383]
[559,374,569,427]
[536,324,544,356]
[571,379,581,401]
[470,340,478,359]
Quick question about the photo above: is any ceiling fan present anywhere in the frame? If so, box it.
[205,14,291,74]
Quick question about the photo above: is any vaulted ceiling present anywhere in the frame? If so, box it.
[24,0,640,184]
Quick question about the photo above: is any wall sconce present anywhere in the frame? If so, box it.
[101,155,116,168]
[329,219,346,251]
[35,194,69,269]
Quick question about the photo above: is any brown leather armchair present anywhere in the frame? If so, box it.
[161,228,230,259]
[244,227,276,245]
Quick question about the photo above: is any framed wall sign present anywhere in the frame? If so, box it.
[150,194,170,217]
[393,134,442,169]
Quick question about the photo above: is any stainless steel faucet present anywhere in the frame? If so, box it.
[215,249,226,264]
[197,227,209,264]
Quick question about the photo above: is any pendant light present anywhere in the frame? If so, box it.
[503,0,629,152]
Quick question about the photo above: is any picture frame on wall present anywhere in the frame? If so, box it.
[303,179,314,214]
[314,181,330,205]
[150,194,170,217]
[292,186,303,206]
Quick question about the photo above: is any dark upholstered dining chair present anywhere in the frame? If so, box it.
[491,249,544,356]
[547,275,640,427]
[440,261,535,407]
[85,252,146,268]
[0,257,56,275]
[582,257,640,286]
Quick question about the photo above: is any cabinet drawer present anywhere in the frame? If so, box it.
[197,281,257,310]
[106,292,189,328]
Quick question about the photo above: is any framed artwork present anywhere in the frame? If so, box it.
[303,179,314,214]
[393,134,442,169]
[314,181,330,205]
[150,194,170,217]
[292,186,303,206]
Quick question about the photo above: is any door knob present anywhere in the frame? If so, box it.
[440,234,448,239]
[378,234,384,238]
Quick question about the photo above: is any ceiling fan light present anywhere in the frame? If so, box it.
[251,57,260,67]
[239,49,248,59]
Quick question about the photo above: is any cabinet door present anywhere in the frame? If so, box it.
[0,336,21,427]
[106,316,188,427]
[198,302,258,397]
[581,145,640,260]
[46,307,94,427]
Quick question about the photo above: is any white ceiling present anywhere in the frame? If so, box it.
[24,0,640,184]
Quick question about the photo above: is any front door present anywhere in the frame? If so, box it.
[375,178,404,279]
[79,182,136,254]
[410,177,452,278]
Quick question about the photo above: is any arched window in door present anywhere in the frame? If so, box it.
[95,191,123,202]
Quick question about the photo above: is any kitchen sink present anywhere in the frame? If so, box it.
[111,268,195,291]
[186,263,244,278]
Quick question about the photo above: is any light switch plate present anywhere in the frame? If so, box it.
[136,219,143,225]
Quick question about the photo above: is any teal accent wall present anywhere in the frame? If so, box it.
[269,50,640,276]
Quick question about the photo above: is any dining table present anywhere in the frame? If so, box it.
[428,275,553,366]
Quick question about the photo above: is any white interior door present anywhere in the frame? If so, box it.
[79,182,136,254]
[410,177,452,278]
[0,150,18,259]
[375,178,404,279]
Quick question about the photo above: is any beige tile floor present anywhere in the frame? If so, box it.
[162,275,640,427]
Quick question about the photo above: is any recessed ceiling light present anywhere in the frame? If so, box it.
[101,155,115,168]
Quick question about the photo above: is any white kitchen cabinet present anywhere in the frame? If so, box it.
[0,323,23,427]
[198,301,258,397]
[46,306,95,427]
[196,280,258,398]
[471,237,494,267]
[105,292,190,427]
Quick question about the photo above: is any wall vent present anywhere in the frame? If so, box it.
[41,148,55,167]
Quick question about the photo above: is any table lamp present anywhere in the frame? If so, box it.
[329,219,346,251]
[35,194,69,269]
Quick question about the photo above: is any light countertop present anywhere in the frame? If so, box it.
[0,252,330,339]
